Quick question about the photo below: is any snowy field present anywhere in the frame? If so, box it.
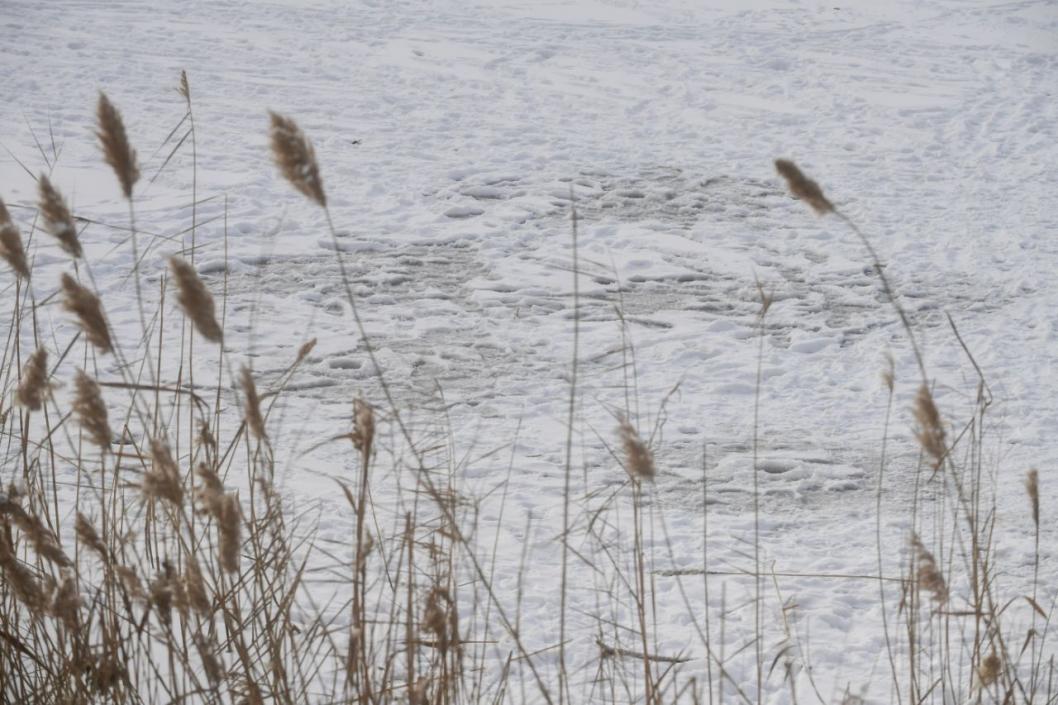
[3,0,1058,702]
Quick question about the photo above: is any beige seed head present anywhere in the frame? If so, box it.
[911,533,948,604]
[16,348,48,411]
[185,557,210,615]
[73,369,112,449]
[218,493,241,573]
[38,176,82,258]
[61,273,112,353]
[269,111,327,207]
[144,439,185,508]
[239,366,266,439]
[97,92,140,200]
[913,384,946,470]
[178,70,190,103]
[978,650,1002,688]
[1026,469,1039,528]
[169,256,223,343]
[774,159,834,215]
[0,198,30,280]
[351,398,375,455]
[618,418,656,481]
[75,513,107,558]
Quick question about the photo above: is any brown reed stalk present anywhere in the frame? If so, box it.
[61,273,112,353]
[169,256,223,342]
[0,198,30,280]
[774,159,834,215]
[73,369,112,449]
[268,112,326,207]
[15,348,48,411]
[38,175,82,258]
[97,92,140,200]
[618,418,656,481]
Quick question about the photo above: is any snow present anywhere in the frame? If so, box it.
[3,0,1058,701]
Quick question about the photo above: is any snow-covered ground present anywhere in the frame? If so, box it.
[3,0,1058,700]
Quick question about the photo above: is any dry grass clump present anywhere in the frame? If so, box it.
[38,175,82,258]
[96,92,140,200]
[0,198,30,280]
[269,111,326,207]
[2,86,1054,705]
[61,273,112,353]
[169,256,222,342]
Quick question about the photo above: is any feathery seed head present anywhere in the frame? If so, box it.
[618,418,656,481]
[774,159,834,215]
[0,198,30,280]
[16,348,49,411]
[39,176,82,258]
[61,273,112,353]
[97,92,140,200]
[73,369,112,449]
[269,111,326,207]
[169,256,223,342]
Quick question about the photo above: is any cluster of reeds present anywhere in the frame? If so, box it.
[0,83,1052,705]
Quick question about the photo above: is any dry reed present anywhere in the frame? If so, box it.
[0,198,30,280]
[618,418,656,481]
[38,175,82,258]
[239,366,266,439]
[72,369,112,449]
[913,384,946,469]
[169,256,223,342]
[269,111,326,207]
[774,159,834,216]
[97,92,140,200]
[61,273,113,353]
[15,347,48,411]
[911,533,948,604]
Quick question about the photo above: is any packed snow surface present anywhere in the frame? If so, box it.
[3,0,1058,700]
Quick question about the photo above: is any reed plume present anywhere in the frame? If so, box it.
[911,533,948,604]
[1026,469,1040,527]
[144,439,185,508]
[913,384,946,470]
[15,347,48,411]
[169,256,223,342]
[269,111,326,207]
[352,398,375,455]
[239,366,266,439]
[0,198,30,280]
[61,273,112,353]
[39,175,82,258]
[218,493,241,573]
[97,92,140,200]
[75,513,106,559]
[73,369,112,449]
[618,417,656,480]
[0,525,45,611]
[774,159,834,215]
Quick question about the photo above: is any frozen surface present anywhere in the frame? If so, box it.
[2,0,1058,700]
